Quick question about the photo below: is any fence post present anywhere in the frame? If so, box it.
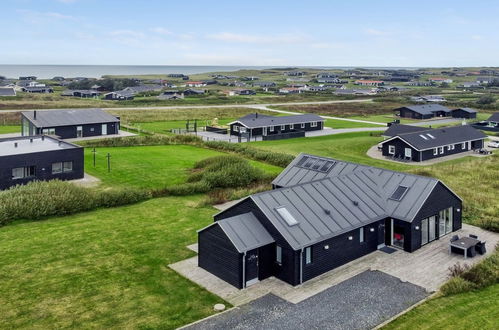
[106,153,111,172]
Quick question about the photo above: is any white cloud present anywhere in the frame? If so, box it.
[207,32,309,44]
[150,27,173,36]
[109,30,145,38]
[471,35,484,40]
[17,9,76,23]
[364,28,390,36]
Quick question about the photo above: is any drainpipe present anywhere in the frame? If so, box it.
[242,252,246,289]
[300,248,304,284]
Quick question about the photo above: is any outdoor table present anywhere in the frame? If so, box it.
[449,237,480,259]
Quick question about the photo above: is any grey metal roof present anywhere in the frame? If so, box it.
[396,104,451,115]
[213,212,275,252]
[487,112,499,122]
[123,84,163,94]
[383,124,432,137]
[0,87,16,96]
[250,161,438,250]
[22,109,119,128]
[454,107,477,113]
[384,125,487,150]
[231,113,324,128]
[0,135,80,157]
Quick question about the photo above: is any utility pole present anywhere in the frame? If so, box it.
[106,153,111,172]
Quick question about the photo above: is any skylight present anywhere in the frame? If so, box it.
[276,207,298,226]
[419,134,428,140]
[389,186,409,201]
[427,133,436,139]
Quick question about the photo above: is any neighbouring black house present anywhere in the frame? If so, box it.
[228,113,324,139]
[21,108,120,139]
[0,135,84,190]
[394,104,452,119]
[451,108,477,119]
[103,90,134,100]
[382,123,430,138]
[380,125,486,162]
[472,112,499,132]
[198,153,462,289]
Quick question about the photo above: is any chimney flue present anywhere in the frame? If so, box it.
[30,138,33,143]
[34,110,37,119]
[14,142,18,148]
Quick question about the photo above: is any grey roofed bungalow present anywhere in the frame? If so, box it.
[22,108,119,127]
[228,113,324,129]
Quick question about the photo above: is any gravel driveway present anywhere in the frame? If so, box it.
[184,270,428,330]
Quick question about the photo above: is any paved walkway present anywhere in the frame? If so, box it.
[182,271,428,330]
[366,144,494,166]
[169,224,498,307]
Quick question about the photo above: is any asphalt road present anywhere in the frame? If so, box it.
[184,270,428,330]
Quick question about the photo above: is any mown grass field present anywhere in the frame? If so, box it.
[0,196,225,329]
[0,125,20,134]
[383,284,499,330]
[84,145,282,189]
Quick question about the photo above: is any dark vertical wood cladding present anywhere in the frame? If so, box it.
[215,198,298,286]
[451,110,477,119]
[230,121,323,137]
[302,221,382,282]
[198,224,243,289]
[0,147,84,190]
[414,182,462,228]
[382,138,419,161]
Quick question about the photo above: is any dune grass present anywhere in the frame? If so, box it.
[0,196,226,329]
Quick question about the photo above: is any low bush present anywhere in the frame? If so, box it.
[440,277,476,296]
[79,134,203,148]
[0,180,151,225]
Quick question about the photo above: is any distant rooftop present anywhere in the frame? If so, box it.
[0,136,80,157]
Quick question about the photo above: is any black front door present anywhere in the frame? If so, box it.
[245,249,259,287]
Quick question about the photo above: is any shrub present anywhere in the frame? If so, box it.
[440,277,476,296]
[0,180,151,226]
[79,134,203,148]
[476,95,495,105]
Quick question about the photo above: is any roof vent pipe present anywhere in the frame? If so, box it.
[14,142,18,148]
[256,113,258,118]
[34,110,37,119]
[30,138,33,143]
[353,201,359,206]
[41,136,45,141]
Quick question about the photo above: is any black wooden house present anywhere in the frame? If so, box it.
[198,154,462,289]
[0,135,84,190]
[21,109,120,139]
[380,125,486,162]
[228,113,324,139]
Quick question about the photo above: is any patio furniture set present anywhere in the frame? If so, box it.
[449,234,487,259]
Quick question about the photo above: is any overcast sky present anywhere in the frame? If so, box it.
[1,0,498,66]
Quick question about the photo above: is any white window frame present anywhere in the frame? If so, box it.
[276,245,282,265]
[388,145,395,155]
[359,227,364,243]
[42,128,55,135]
[52,162,63,174]
[305,246,312,264]
[13,166,35,179]
[433,148,438,155]
[234,126,240,132]
[269,126,274,132]
[439,146,444,154]
[311,121,318,127]
[280,125,285,130]
[300,123,305,129]
[290,124,294,129]
[404,148,412,158]
[63,161,73,172]
[461,142,466,149]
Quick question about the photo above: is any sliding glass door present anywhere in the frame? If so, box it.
[421,215,437,246]
[438,207,453,237]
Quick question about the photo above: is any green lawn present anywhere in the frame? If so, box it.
[84,145,282,189]
[324,118,383,129]
[0,125,20,134]
[383,284,499,329]
[135,119,234,135]
[0,196,225,329]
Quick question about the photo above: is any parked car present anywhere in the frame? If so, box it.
[488,140,499,148]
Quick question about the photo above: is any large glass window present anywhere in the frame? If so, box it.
[12,166,35,179]
[421,215,437,245]
[393,225,404,248]
[63,161,73,172]
[52,162,62,174]
[52,162,73,174]
[359,227,364,243]
[276,245,282,265]
[439,207,453,237]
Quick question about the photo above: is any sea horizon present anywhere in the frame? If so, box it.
[0,64,424,79]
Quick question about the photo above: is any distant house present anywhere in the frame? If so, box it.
[22,86,53,93]
[198,153,463,288]
[252,81,276,88]
[475,77,495,85]
[0,135,84,191]
[406,81,434,87]
[91,84,107,92]
[285,71,305,76]
[308,86,328,92]
[317,77,342,83]
[103,90,134,100]
[242,76,259,81]
[122,84,163,94]
[459,81,482,88]
[354,80,384,86]
[380,125,486,161]
[472,112,499,131]
[19,76,37,81]
[186,81,207,87]
[61,90,101,98]
[157,90,184,100]
[278,87,303,94]
[394,104,452,120]
[223,89,256,96]
[377,86,407,92]
[0,87,16,97]
[17,80,45,88]
[21,109,120,139]
[334,89,376,95]
[410,95,446,103]
[228,113,324,138]
[52,76,65,81]
[168,73,186,78]
[316,72,337,79]
[183,89,206,96]
[286,77,310,82]
[428,77,453,84]
[451,108,477,119]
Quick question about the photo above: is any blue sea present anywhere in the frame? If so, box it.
[0,64,420,80]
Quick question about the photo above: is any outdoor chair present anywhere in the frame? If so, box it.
[475,241,487,255]
[469,234,478,239]
[467,246,477,258]
[450,235,459,242]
